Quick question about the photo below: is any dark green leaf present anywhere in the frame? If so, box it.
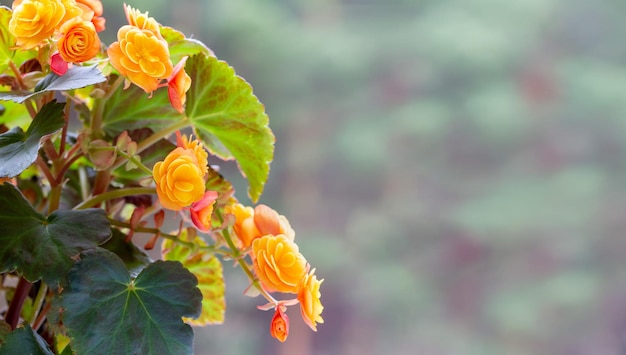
[101,228,151,277]
[0,320,10,345]
[60,250,202,355]
[0,65,105,103]
[161,26,213,65]
[101,78,183,136]
[0,101,64,177]
[0,183,111,287]
[0,325,54,355]
[186,54,275,202]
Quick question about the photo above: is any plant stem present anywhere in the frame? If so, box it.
[116,150,153,175]
[216,209,277,305]
[29,283,48,328]
[47,184,62,213]
[90,97,105,140]
[58,99,71,157]
[5,278,32,329]
[110,118,191,170]
[74,187,156,210]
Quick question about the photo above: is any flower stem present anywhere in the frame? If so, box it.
[110,118,191,170]
[5,278,32,330]
[116,150,154,175]
[29,283,48,328]
[215,209,278,305]
[74,187,156,210]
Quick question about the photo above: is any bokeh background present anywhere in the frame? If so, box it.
[12,0,626,353]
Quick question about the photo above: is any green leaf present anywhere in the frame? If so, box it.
[0,325,54,355]
[0,100,64,177]
[0,183,111,286]
[0,65,105,103]
[161,26,213,65]
[0,6,37,75]
[186,54,275,202]
[60,250,202,355]
[101,228,151,277]
[101,77,183,136]
[0,320,10,345]
[162,228,226,325]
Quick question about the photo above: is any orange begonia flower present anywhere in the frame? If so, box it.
[107,25,173,93]
[75,0,105,32]
[9,0,70,49]
[269,306,289,342]
[229,203,296,249]
[252,235,307,293]
[153,147,206,211]
[190,191,218,232]
[58,17,101,63]
[298,268,324,331]
[176,132,208,176]
[124,4,162,39]
[168,57,192,114]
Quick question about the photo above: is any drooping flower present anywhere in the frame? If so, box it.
[269,306,289,342]
[75,0,105,32]
[168,57,192,113]
[252,234,307,293]
[229,203,295,249]
[153,147,206,211]
[176,132,208,176]
[298,268,324,331]
[190,191,218,232]
[57,17,100,63]
[9,0,68,49]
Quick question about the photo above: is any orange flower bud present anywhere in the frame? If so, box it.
[190,191,218,232]
[107,25,173,93]
[153,147,206,211]
[228,203,259,248]
[298,269,324,331]
[9,0,68,49]
[75,0,105,32]
[252,235,307,293]
[176,132,208,177]
[58,17,101,63]
[168,57,192,113]
[269,306,289,342]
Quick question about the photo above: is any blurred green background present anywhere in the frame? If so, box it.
[14,0,626,353]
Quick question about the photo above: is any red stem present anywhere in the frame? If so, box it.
[5,278,32,329]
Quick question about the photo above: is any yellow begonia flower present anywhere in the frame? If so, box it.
[58,17,100,63]
[176,132,208,177]
[124,4,162,39]
[298,268,324,332]
[107,25,173,93]
[9,0,70,49]
[75,0,105,32]
[153,147,206,211]
[252,234,307,293]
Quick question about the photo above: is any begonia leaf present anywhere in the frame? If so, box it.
[101,228,151,277]
[161,26,213,65]
[0,6,37,75]
[162,229,226,325]
[0,65,105,103]
[186,54,275,202]
[0,325,53,355]
[59,250,202,355]
[101,78,183,136]
[0,183,111,287]
[0,100,64,177]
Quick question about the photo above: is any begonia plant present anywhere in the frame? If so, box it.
[0,1,323,353]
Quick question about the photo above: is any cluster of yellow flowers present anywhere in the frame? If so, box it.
[153,136,324,342]
[9,0,104,74]
[229,203,325,341]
